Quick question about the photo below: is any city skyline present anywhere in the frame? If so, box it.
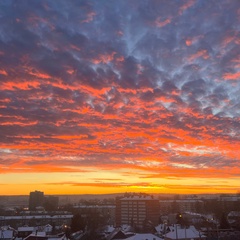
[0,0,240,195]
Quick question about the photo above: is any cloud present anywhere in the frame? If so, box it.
[0,0,239,194]
[223,72,240,80]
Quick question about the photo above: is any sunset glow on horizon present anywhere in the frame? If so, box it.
[0,0,240,195]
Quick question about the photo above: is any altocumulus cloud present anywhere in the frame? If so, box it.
[0,0,239,185]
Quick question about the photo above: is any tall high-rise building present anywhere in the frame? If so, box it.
[116,193,160,229]
[29,190,44,210]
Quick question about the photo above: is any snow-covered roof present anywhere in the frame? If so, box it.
[104,225,115,233]
[74,205,115,209]
[48,236,67,240]
[18,227,35,232]
[121,224,133,232]
[160,199,203,203]
[106,228,126,240]
[33,232,46,237]
[164,227,204,239]
[227,211,240,224]
[228,211,240,217]
[23,232,67,240]
[1,215,73,220]
[155,224,166,233]
[218,196,240,201]
[23,232,46,240]
[44,224,52,228]
[124,233,163,240]
[121,196,154,200]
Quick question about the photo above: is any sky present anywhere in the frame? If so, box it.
[0,0,240,196]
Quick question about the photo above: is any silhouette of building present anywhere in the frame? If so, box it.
[29,190,44,210]
[159,199,204,214]
[44,196,59,211]
[115,193,160,229]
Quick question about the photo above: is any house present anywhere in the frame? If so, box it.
[43,224,53,233]
[155,224,167,236]
[0,229,16,240]
[104,225,115,234]
[227,211,240,229]
[17,227,36,239]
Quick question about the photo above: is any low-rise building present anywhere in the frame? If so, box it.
[0,229,16,240]
[17,227,36,239]
[0,214,73,228]
[227,211,240,229]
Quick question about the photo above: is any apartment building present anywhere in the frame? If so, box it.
[29,191,44,211]
[115,193,160,229]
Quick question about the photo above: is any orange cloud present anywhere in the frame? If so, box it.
[179,0,196,15]
[187,49,210,62]
[0,69,8,76]
[223,72,240,80]
[155,17,172,27]
[1,120,38,126]
[81,11,96,23]
[92,52,116,64]
[185,39,192,46]
[0,80,41,90]
[27,15,55,30]
[185,35,204,46]
[27,70,52,79]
